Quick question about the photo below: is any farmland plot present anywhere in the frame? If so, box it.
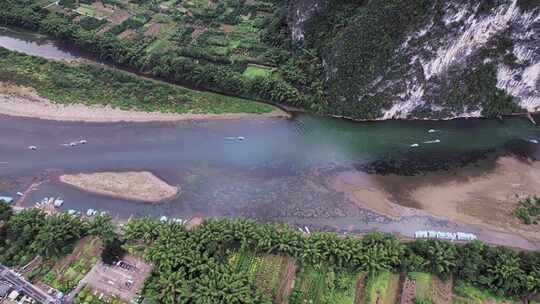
[364,271,400,304]
[452,282,520,304]
[408,272,433,303]
[40,236,103,293]
[229,251,297,302]
[289,264,359,304]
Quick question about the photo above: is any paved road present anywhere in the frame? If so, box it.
[0,264,60,304]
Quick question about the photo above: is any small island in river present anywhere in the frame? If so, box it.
[59,171,179,203]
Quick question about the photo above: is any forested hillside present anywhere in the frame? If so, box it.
[0,0,538,120]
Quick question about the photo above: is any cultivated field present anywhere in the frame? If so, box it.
[40,236,103,293]
[229,251,297,303]
[285,263,359,304]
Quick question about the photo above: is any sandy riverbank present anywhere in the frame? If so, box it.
[59,171,179,203]
[0,83,289,122]
[330,156,540,241]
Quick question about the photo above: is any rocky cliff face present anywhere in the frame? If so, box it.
[287,0,328,42]
[288,0,540,120]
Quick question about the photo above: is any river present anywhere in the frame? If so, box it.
[0,27,539,249]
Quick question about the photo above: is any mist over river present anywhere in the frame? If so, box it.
[1,27,539,250]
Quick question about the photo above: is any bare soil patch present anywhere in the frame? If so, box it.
[60,171,179,203]
[96,24,112,35]
[52,236,103,274]
[408,156,540,241]
[330,156,540,242]
[354,273,366,304]
[0,83,288,122]
[108,9,131,24]
[221,24,234,33]
[117,29,135,40]
[384,274,401,304]
[191,26,208,40]
[328,170,401,219]
[92,1,114,17]
[82,254,152,303]
[276,256,296,304]
[399,276,416,304]
[432,276,453,304]
[186,216,204,230]
[144,22,163,38]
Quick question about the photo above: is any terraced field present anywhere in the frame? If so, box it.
[50,0,279,73]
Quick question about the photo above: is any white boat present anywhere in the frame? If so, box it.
[28,146,38,150]
[428,129,439,133]
[527,139,539,144]
[225,136,246,141]
[78,139,87,144]
[410,143,419,147]
[16,192,23,196]
[423,139,441,144]
[69,142,78,147]
[53,198,64,207]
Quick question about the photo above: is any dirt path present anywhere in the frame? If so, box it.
[354,273,367,304]
[432,276,453,304]
[399,274,416,304]
[276,256,297,304]
[384,274,401,304]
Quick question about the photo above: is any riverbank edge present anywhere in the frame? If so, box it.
[0,84,290,123]
[327,111,538,124]
[2,26,536,124]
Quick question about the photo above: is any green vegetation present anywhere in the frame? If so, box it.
[122,218,539,303]
[0,0,307,110]
[422,63,522,119]
[228,251,286,300]
[41,236,102,293]
[74,286,124,304]
[306,1,431,118]
[243,64,273,79]
[0,0,528,119]
[0,201,12,222]
[514,196,540,225]
[0,205,116,293]
[289,264,358,304]
[363,271,399,304]
[409,272,432,303]
[453,281,518,304]
[0,47,275,114]
[1,201,539,304]
[0,209,84,266]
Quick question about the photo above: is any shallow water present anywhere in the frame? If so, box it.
[0,28,539,249]
[0,27,90,60]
